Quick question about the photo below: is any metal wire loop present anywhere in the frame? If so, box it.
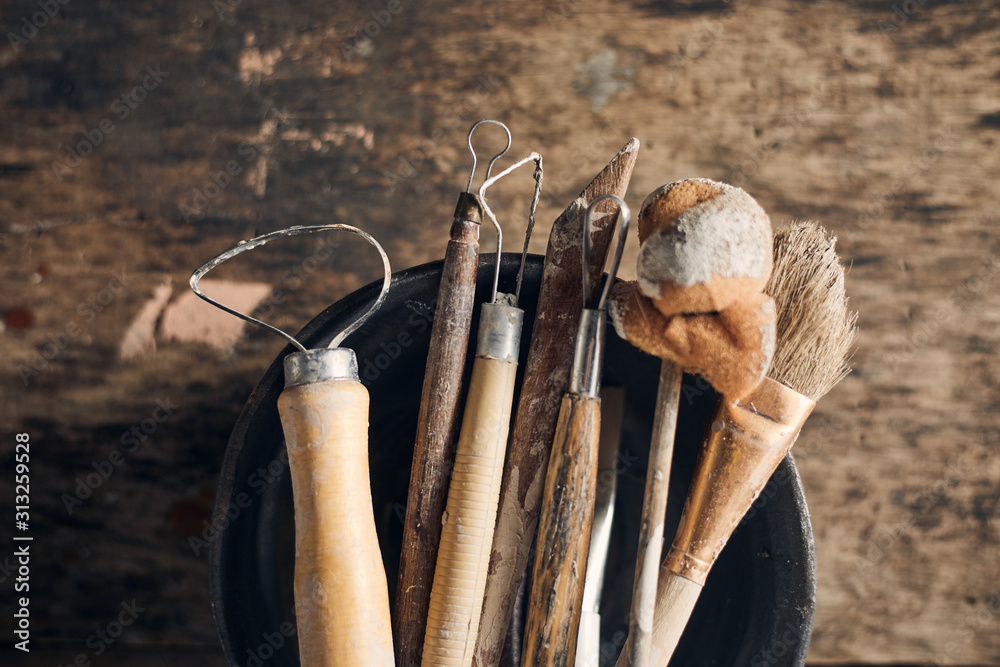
[582,194,631,312]
[465,119,512,193]
[189,224,391,352]
[478,152,544,305]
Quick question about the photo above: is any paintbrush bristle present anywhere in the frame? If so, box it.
[764,221,858,400]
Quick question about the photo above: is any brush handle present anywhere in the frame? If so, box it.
[649,377,816,667]
[647,568,702,666]
[422,353,518,667]
[277,380,394,667]
[618,361,682,667]
[522,394,601,667]
[397,215,480,667]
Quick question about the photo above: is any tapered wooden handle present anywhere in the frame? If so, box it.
[618,361,683,667]
[648,568,702,667]
[397,216,480,667]
[277,380,394,667]
[422,354,518,666]
[522,394,601,667]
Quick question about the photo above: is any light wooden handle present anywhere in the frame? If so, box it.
[522,394,600,667]
[618,361,682,667]
[277,380,394,667]
[422,354,518,666]
[648,568,702,667]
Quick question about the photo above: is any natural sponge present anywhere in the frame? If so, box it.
[609,282,775,399]
[637,179,773,317]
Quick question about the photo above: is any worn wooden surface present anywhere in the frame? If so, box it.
[1,0,999,664]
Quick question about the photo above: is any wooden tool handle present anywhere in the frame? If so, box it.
[422,354,518,667]
[522,394,601,667]
[475,139,639,667]
[648,568,703,667]
[397,215,480,667]
[618,361,683,667]
[277,380,394,667]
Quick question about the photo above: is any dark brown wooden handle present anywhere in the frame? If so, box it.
[521,394,601,667]
[396,216,480,667]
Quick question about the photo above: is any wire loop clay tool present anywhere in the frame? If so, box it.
[422,152,543,667]
[190,224,394,667]
[521,194,631,667]
[396,120,513,667]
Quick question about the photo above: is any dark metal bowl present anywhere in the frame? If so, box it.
[209,254,816,667]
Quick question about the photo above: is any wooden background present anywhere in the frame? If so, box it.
[1,0,999,664]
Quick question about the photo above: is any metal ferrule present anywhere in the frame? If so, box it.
[665,377,816,585]
[453,191,484,224]
[283,348,359,388]
[476,300,523,362]
[569,309,606,398]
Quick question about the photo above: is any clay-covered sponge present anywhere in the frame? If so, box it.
[609,281,776,400]
[637,179,773,318]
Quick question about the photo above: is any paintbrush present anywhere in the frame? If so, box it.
[647,221,857,666]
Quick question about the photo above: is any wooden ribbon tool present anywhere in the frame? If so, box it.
[521,195,631,667]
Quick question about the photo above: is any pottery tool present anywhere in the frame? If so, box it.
[422,153,543,667]
[190,225,394,667]
[396,120,511,667]
[645,221,856,666]
[520,195,630,667]
[608,179,777,667]
[474,138,640,667]
[575,386,624,667]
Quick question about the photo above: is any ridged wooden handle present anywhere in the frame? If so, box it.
[277,380,394,667]
[397,217,480,667]
[648,568,702,667]
[522,394,601,667]
[422,354,518,666]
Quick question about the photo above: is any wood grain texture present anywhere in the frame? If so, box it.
[277,380,394,667]
[619,361,683,667]
[423,355,518,667]
[3,0,1000,663]
[522,394,601,667]
[648,568,703,667]
[396,216,480,667]
[475,139,639,667]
